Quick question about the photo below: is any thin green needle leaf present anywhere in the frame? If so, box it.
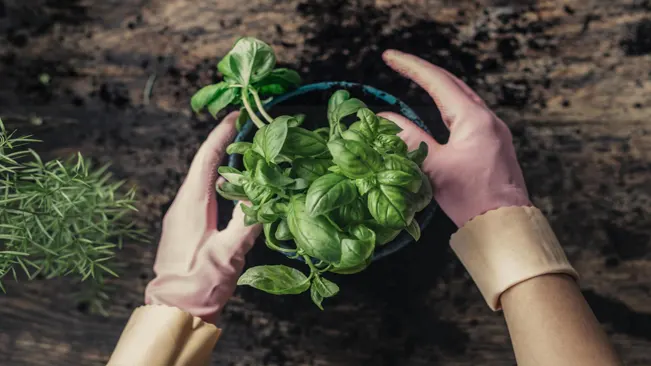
[0,251,29,256]
[95,263,119,278]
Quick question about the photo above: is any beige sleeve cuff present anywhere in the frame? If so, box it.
[107,305,221,366]
[450,206,579,311]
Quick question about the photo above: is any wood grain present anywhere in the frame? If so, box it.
[0,0,650,364]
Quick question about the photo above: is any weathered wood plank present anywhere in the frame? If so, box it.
[0,0,650,365]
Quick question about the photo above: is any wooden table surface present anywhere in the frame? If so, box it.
[0,0,650,364]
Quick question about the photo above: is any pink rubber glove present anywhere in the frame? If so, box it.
[380,50,531,228]
[145,112,261,324]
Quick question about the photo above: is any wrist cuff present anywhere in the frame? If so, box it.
[450,206,579,311]
[107,304,221,366]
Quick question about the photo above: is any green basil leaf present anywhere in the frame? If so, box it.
[328,165,344,175]
[254,160,294,187]
[349,223,376,242]
[274,153,293,164]
[376,170,414,186]
[251,142,265,157]
[355,176,377,196]
[256,84,286,96]
[238,265,310,295]
[377,116,403,135]
[217,54,236,81]
[328,139,382,179]
[384,154,423,192]
[264,114,305,134]
[292,158,332,184]
[411,171,433,212]
[330,98,366,140]
[292,114,306,127]
[288,195,341,263]
[341,129,367,143]
[310,284,325,310]
[367,185,414,229]
[222,74,238,84]
[313,276,339,297]
[254,68,301,95]
[327,90,351,126]
[264,221,296,253]
[191,82,231,113]
[331,198,368,227]
[191,83,223,112]
[240,202,259,226]
[218,166,246,185]
[216,181,248,201]
[244,213,259,226]
[243,149,264,171]
[207,88,238,118]
[270,115,301,128]
[365,222,402,246]
[331,258,371,275]
[314,127,330,140]
[274,201,289,214]
[236,107,249,131]
[275,219,292,241]
[357,108,379,140]
[324,214,345,232]
[240,202,258,217]
[332,226,375,274]
[218,37,276,85]
[376,169,421,193]
[374,134,408,155]
[253,118,289,162]
[226,142,252,155]
[405,219,421,241]
[288,178,309,190]
[257,199,282,223]
[407,141,428,166]
[333,98,366,124]
[282,127,329,157]
[242,180,274,205]
[305,174,358,216]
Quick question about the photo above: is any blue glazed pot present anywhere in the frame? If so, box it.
[227,81,438,261]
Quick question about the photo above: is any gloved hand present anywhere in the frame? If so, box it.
[145,112,261,324]
[380,50,531,228]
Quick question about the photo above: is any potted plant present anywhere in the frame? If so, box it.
[191,37,436,309]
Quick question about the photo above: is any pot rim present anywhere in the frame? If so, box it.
[227,81,438,261]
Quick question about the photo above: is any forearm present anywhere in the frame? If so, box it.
[501,274,622,366]
[450,206,623,366]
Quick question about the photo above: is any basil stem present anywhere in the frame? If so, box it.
[250,88,275,124]
[241,89,266,128]
[302,254,319,279]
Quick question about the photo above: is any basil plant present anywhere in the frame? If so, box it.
[192,37,432,309]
